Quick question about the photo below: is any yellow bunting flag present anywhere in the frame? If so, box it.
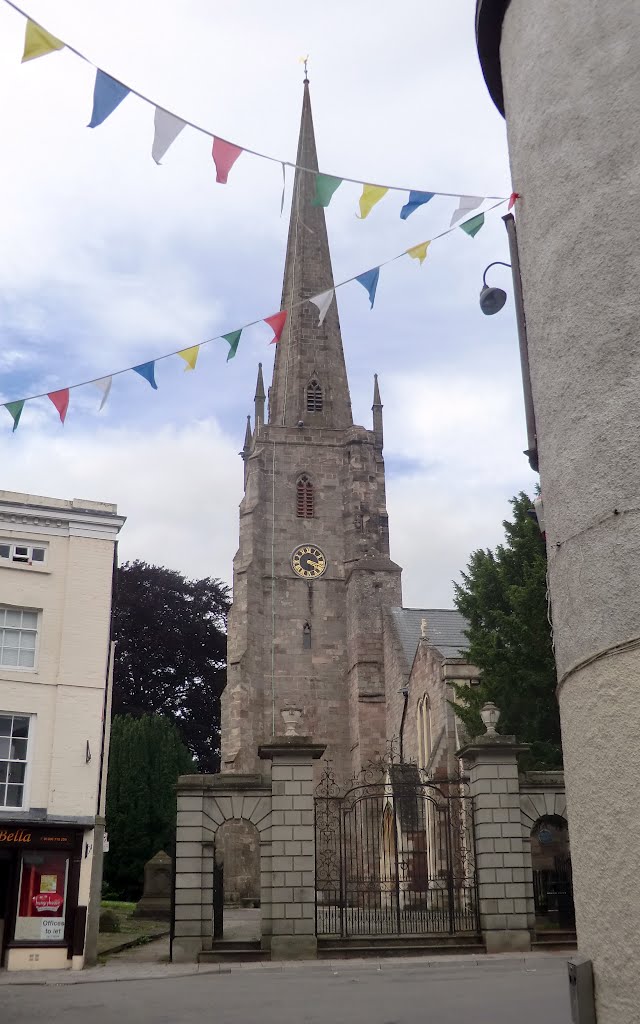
[22,20,65,63]
[406,241,431,265]
[177,346,200,371]
[357,185,389,220]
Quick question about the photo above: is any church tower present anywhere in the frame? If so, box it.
[221,79,402,783]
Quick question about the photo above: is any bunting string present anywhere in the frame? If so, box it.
[4,0,510,209]
[2,199,507,429]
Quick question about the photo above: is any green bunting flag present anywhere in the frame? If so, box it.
[460,212,485,238]
[223,329,242,362]
[312,174,342,208]
[5,401,25,432]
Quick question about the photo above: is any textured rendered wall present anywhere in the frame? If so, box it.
[499,1,640,1017]
[0,523,116,819]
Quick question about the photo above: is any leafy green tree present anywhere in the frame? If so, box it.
[453,492,562,768]
[105,714,194,899]
[112,561,230,773]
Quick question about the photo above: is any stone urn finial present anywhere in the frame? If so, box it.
[480,702,501,736]
[281,706,303,736]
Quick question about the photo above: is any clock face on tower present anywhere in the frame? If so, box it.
[291,544,327,579]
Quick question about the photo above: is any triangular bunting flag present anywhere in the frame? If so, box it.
[357,185,389,219]
[152,107,186,164]
[508,191,520,211]
[406,241,431,265]
[48,389,69,424]
[400,191,435,221]
[132,362,158,389]
[355,268,380,309]
[212,137,243,184]
[264,311,287,345]
[222,330,242,362]
[88,70,131,128]
[312,174,342,208]
[22,20,64,62]
[309,289,334,326]
[94,376,112,411]
[178,346,200,371]
[450,195,483,227]
[5,401,25,432]
[460,213,485,238]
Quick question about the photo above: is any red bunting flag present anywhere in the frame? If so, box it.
[48,389,69,424]
[264,311,287,345]
[212,137,243,184]
[508,192,520,211]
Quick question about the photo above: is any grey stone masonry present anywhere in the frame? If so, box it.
[173,773,272,963]
[457,734,532,954]
[259,736,325,960]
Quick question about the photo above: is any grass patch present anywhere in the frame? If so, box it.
[101,900,137,912]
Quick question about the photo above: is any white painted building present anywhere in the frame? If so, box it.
[0,490,124,971]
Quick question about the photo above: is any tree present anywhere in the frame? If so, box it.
[104,714,194,899]
[453,492,562,768]
[112,561,230,773]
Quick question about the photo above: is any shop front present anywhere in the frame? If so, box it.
[0,824,85,970]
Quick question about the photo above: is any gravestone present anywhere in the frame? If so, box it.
[134,850,172,919]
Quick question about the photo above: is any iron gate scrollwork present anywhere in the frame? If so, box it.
[314,758,479,937]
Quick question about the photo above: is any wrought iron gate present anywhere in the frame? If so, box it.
[315,759,479,937]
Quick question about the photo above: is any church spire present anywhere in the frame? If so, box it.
[268,80,353,429]
[254,362,265,429]
[372,373,383,451]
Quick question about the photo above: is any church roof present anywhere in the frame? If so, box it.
[389,607,470,668]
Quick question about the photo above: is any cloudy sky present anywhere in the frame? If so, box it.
[0,0,537,606]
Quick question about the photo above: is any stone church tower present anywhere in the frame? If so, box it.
[221,80,402,784]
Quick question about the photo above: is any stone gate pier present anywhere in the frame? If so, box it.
[172,735,325,962]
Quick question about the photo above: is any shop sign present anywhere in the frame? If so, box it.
[32,892,64,913]
[41,918,65,941]
[0,827,75,849]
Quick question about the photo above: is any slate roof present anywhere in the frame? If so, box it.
[389,607,470,670]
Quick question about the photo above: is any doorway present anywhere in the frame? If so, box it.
[0,852,14,966]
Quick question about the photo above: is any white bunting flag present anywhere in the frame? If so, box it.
[309,289,334,326]
[152,107,187,164]
[450,195,483,227]
[94,376,112,411]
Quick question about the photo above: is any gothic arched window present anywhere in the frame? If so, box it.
[296,475,314,518]
[306,379,323,413]
[417,695,432,769]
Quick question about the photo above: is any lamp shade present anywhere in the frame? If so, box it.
[479,285,507,315]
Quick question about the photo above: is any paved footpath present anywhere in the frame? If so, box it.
[1,952,572,1024]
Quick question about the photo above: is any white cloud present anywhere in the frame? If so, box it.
[0,0,532,607]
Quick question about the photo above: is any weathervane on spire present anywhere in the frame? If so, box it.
[299,54,310,82]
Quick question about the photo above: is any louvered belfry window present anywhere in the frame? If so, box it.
[306,380,323,412]
[296,475,314,518]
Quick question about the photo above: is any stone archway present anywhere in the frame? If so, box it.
[173,775,272,961]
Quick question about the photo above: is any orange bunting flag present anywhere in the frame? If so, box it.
[264,311,287,345]
[178,346,200,371]
[212,137,243,184]
[48,389,69,424]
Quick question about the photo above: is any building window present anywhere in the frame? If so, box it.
[303,623,311,650]
[296,475,314,518]
[0,713,30,808]
[0,608,38,669]
[15,851,69,943]
[0,542,47,566]
[306,379,323,413]
[417,695,432,770]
